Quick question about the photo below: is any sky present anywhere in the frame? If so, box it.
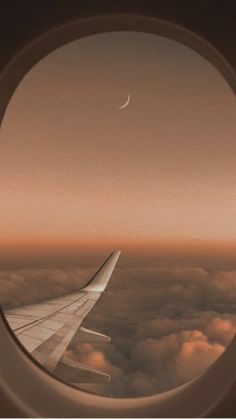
[0,31,236,254]
[0,31,236,397]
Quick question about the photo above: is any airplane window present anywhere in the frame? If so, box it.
[0,31,236,398]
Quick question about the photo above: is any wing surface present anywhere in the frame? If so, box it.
[5,251,121,378]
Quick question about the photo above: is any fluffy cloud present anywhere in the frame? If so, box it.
[0,267,93,309]
[0,259,235,397]
[69,342,123,380]
[206,317,235,345]
[174,330,224,381]
[68,264,236,396]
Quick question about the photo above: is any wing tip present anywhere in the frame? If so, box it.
[82,250,121,292]
[111,250,122,257]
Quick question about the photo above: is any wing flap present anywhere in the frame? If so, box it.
[78,326,111,343]
[54,356,110,384]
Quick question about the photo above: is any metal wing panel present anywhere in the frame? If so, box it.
[5,291,86,331]
[31,297,97,371]
[6,291,96,353]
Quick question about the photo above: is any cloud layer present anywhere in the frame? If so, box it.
[0,259,235,397]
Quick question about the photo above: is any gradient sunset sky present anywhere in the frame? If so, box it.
[1,31,236,256]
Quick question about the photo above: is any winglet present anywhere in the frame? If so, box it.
[82,250,121,293]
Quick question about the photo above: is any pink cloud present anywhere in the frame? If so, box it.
[175,330,224,381]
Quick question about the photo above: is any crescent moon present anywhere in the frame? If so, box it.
[118,94,130,109]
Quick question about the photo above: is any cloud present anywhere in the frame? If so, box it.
[0,267,93,309]
[0,259,235,397]
[206,317,235,345]
[68,342,123,380]
[174,330,224,381]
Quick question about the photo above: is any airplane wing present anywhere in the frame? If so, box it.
[4,251,121,383]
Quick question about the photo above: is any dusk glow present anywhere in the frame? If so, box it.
[1,32,236,250]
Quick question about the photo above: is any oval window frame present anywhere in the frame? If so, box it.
[0,14,236,418]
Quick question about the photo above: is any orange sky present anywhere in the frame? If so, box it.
[1,31,236,251]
